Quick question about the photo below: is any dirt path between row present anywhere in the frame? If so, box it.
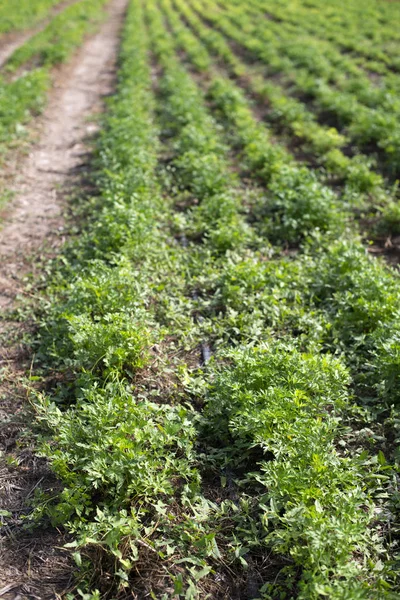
[0,0,82,70]
[0,0,127,597]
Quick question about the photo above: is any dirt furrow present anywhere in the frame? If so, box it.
[0,0,128,597]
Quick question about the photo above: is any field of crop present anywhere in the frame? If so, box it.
[0,0,63,35]
[1,0,400,598]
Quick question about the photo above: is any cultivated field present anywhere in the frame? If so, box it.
[1,0,400,598]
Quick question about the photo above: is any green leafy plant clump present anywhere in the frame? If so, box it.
[203,343,383,599]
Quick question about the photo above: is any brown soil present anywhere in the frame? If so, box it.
[0,0,82,70]
[0,0,128,597]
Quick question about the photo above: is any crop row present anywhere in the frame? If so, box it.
[30,0,400,598]
[33,2,204,597]
[0,0,108,157]
[0,0,62,36]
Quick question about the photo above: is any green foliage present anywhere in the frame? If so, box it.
[378,202,400,236]
[0,0,60,35]
[152,18,253,253]
[0,0,108,157]
[27,0,400,597]
[31,6,211,597]
[0,70,49,147]
[173,0,391,202]
[203,343,384,598]
[195,0,400,174]
[67,311,152,375]
[163,5,347,244]
[36,382,199,526]
[5,0,109,71]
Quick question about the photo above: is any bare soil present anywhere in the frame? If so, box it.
[0,0,82,70]
[0,0,128,597]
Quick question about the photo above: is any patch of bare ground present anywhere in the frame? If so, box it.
[367,235,400,266]
[0,0,128,597]
[0,0,83,70]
